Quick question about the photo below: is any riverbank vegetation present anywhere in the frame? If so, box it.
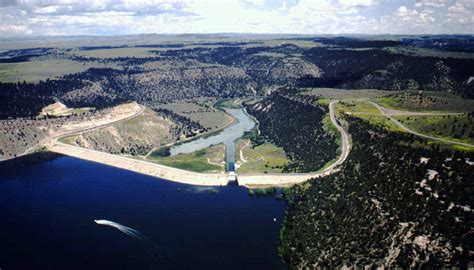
[214,98,244,109]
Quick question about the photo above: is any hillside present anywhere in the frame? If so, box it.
[0,102,141,160]
[279,116,473,269]
[62,108,181,155]
[246,91,338,172]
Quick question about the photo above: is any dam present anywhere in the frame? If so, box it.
[47,101,349,187]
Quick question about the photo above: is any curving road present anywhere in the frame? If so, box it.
[237,100,352,187]
[369,101,474,148]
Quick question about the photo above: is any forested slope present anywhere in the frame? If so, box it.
[246,92,338,172]
[279,116,473,269]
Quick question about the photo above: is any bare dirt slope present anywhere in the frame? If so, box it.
[0,102,142,160]
[39,101,72,117]
[64,108,179,155]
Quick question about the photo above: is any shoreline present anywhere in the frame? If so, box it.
[143,104,237,158]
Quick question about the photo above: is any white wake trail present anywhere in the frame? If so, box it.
[94,219,148,242]
[95,219,166,268]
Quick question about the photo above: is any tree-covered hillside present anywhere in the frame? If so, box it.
[246,92,338,172]
[279,116,473,269]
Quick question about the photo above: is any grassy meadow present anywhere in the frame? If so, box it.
[235,139,289,173]
[148,143,225,173]
[395,114,474,145]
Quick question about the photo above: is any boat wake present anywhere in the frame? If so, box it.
[94,219,168,268]
[94,219,150,243]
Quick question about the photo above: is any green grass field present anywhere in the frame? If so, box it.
[70,47,155,58]
[395,114,474,145]
[235,139,289,173]
[303,88,394,100]
[335,100,403,132]
[374,92,474,113]
[148,144,225,173]
[316,98,331,106]
[0,57,119,83]
[0,59,94,82]
[385,46,474,60]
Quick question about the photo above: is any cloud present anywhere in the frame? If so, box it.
[338,0,374,7]
[0,24,33,34]
[242,0,266,6]
[446,2,473,24]
[0,0,472,36]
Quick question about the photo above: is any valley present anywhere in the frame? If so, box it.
[0,34,472,269]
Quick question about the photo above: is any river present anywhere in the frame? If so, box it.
[0,153,286,270]
[170,108,256,171]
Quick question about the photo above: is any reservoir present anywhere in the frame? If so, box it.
[170,108,255,171]
[0,153,285,270]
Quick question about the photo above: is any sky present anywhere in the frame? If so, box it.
[0,0,473,37]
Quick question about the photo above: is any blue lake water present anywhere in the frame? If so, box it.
[0,154,286,270]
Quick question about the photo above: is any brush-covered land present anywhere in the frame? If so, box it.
[395,113,474,145]
[246,91,339,172]
[279,116,473,269]
[62,108,183,155]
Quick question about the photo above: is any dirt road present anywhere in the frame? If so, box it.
[369,101,474,148]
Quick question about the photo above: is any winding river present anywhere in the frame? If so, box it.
[170,108,256,171]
